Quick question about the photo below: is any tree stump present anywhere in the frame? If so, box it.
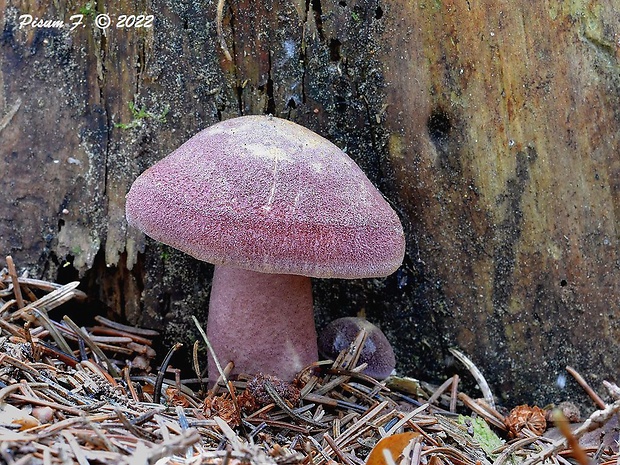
[1,0,618,406]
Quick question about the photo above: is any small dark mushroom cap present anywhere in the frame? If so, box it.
[318,317,396,379]
[125,115,405,279]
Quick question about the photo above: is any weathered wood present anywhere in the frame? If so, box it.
[1,0,618,406]
[378,0,620,404]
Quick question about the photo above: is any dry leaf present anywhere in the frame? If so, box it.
[366,432,420,465]
[0,403,40,431]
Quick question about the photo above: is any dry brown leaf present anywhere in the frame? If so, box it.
[366,432,420,465]
[0,403,40,431]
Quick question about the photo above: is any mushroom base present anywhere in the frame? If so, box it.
[207,266,318,381]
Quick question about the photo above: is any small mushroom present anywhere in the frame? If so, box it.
[126,116,405,380]
[318,317,396,379]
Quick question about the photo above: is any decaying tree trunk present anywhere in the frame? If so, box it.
[1,0,618,406]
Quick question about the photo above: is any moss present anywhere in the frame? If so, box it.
[78,3,96,17]
[458,415,505,459]
[114,101,170,130]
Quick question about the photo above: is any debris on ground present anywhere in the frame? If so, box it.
[0,256,618,464]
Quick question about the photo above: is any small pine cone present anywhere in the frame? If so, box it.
[236,390,257,414]
[545,401,581,423]
[505,405,547,438]
[202,395,240,427]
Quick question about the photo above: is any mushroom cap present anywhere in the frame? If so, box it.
[126,115,405,279]
[318,317,396,379]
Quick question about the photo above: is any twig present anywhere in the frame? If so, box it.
[4,254,609,465]
[9,281,82,322]
[449,348,495,409]
[0,316,24,338]
[420,445,480,465]
[34,309,74,355]
[553,408,590,465]
[192,340,206,395]
[450,374,459,413]
[404,436,423,465]
[0,383,24,402]
[216,0,233,61]
[94,316,160,337]
[244,417,309,433]
[0,98,21,134]
[603,381,620,400]
[132,429,200,464]
[62,315,120,377]
[9,394,84,416]
[5,256,25,308]
[115,407,159,442]
[0,275,86,297]
[192,315,228,386]
[153,342,183,404]
[493,437,540,465]
[124,367,141,403]
[386,404,429,435]
[566,366,606,409]
[214,416,242,449]
[82,414,120,453]
[315,329,368,395]
[323,433,355,465]
[457,392,506,430]
[264,381,327,429]
[524,399,620,465]
[427,376,454,405]
[0,353,88,404]
[332,401,389,449]
[61,430,90,465]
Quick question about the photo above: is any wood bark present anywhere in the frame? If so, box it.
[1,0,618,406]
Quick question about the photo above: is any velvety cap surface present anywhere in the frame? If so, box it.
[318,317,396,379]
[126,115,405,278]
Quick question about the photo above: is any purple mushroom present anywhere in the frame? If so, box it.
[125,115,405,381]
[318,317,396,379]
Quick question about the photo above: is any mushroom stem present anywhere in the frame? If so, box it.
[207,265,318,381]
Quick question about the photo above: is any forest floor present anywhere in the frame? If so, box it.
[0,256,618,465]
